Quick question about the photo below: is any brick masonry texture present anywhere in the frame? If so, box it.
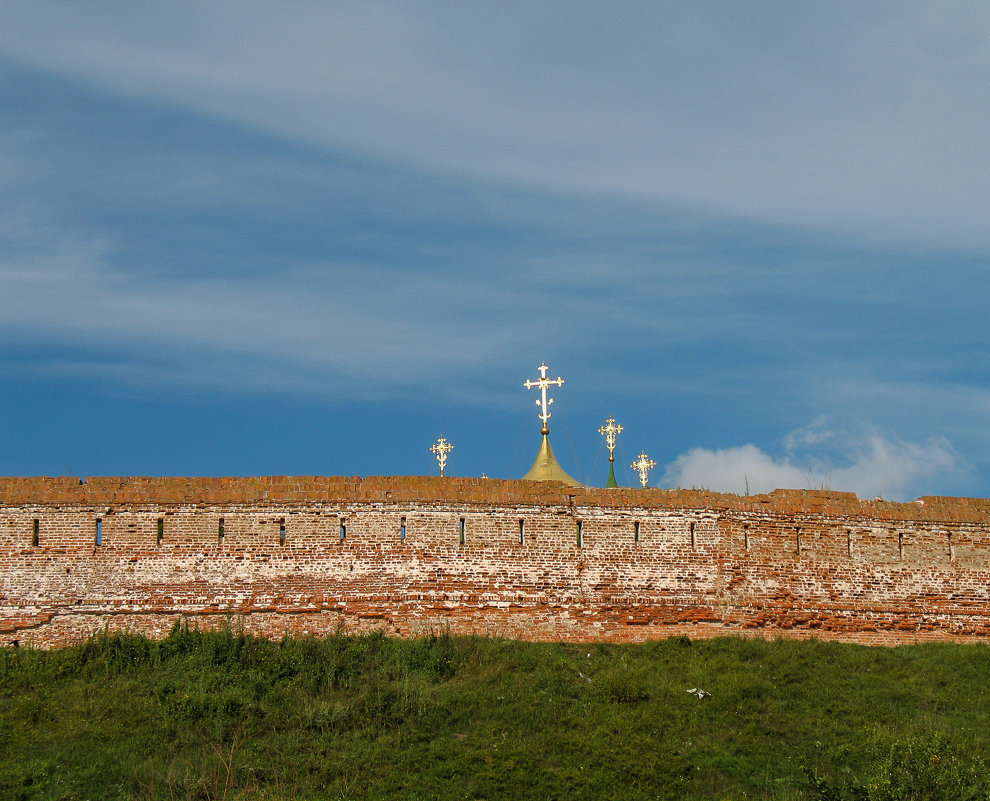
[2,476,989,647]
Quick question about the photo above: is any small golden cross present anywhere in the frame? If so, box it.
[630,451,657,488]
[430,436,454,477]
[598,417,623,462]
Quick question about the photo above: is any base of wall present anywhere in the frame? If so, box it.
[6,603,989,649]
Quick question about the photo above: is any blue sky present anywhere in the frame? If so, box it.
[1,2,989,500]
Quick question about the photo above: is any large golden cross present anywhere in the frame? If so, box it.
[598,417,623,462]
[523,361,564,435]
[630,451,657,488]
[430,436,454,477]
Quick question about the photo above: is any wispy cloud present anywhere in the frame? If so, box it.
[2,3,990,247]
[1,7,989,490]
[0,186,693,400]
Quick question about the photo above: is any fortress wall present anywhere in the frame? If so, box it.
[2,477,990,647]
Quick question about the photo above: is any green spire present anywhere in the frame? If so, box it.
[606,460,618,488]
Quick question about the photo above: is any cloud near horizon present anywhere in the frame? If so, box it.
[661,422,962,501]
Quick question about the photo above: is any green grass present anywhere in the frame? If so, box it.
[1,626,988,800]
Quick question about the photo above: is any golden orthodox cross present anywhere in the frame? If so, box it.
[598,417,623,462]
[523,361,565,435]
[430,436,454,476]
[630,451,657,488]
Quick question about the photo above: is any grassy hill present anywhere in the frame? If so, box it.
[1,626,988,800]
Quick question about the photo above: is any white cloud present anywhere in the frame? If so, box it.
[661,423,963,501]
[2,3,990,247]
[663,443,809,496]
[783,416,834,452]
[793,371,990,463]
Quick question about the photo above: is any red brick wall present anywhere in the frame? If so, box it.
[2,477,989,647]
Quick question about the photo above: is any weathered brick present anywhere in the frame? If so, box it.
[1,476,989,647]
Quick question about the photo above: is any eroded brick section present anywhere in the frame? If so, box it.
[2,477,989,647]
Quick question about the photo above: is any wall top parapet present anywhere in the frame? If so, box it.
[1,476,989,524]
